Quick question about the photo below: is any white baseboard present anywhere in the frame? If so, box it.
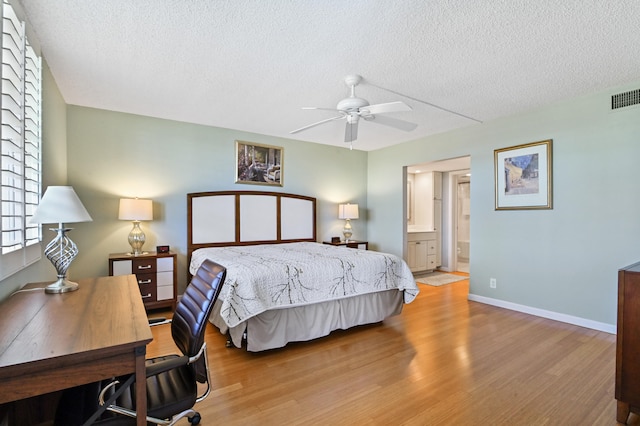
[467,293,616,334]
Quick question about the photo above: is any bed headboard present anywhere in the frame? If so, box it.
[187,190,317,264]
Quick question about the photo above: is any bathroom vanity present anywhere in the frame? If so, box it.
[407,230,438,272]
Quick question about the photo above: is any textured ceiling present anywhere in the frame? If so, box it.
[19,0,640,151]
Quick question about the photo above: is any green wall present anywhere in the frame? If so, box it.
[368,81,640,329]
[65,107,368,293]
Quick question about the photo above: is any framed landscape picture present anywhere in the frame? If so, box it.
[235,141,283,186]
[494,139,552,210]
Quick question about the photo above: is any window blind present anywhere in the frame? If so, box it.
[0,0,41,280]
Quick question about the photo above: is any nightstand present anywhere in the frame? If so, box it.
[323,240,369,250]
[109,251,177,311]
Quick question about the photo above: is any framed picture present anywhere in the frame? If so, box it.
[494,139,552,210]
[235,141,283,186]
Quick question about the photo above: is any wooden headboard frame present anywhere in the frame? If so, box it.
[187,190,317,271]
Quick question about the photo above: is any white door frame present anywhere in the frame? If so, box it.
[448,169,470,272]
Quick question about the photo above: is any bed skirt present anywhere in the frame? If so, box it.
[209,289,404,352]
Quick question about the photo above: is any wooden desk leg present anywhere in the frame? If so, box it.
[135,346,147,426]
[617,400,630,424]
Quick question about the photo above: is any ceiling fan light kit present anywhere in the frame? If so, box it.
[290,74,418,149]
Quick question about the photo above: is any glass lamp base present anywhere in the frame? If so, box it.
[343,219,353,242]
[128,221,146,256]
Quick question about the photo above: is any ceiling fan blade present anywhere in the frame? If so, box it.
[290,115,343,134]
[345,121,358,142]
[361,101,412,115]
[369,115,418,132]
[302,106,341,113]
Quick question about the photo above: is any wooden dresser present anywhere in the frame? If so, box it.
[616,261,640,424]
[109,251,177,311]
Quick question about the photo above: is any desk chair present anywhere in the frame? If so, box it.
[93,259,226,425]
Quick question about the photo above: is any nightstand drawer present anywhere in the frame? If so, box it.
[157,271,173,301]
[157,257,173,272]
[137,275,157,302]
[132,258,156,274]
[135,272,156,287]
[112,260,132,276]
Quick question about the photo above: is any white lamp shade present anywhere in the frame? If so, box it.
[118,198,153,221]
[30,186,93,225]
[338,203,359,220]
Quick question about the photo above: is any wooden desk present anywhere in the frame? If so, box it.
[0,275,153,425]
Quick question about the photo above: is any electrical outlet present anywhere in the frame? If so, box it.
[490,278,497,288]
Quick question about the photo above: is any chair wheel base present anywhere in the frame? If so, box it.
[188,412,201,424]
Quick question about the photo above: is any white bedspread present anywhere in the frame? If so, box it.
[189,242,418,328]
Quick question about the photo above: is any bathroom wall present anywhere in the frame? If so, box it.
[407,172,435,231]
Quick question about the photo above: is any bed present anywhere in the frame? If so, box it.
[187,190,418,351]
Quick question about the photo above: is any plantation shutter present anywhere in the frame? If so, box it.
[0,0,41,280]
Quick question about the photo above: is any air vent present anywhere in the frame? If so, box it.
[611,89,640,110]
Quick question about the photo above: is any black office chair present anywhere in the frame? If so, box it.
[91,259,226,425]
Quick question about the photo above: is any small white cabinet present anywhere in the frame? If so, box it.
[408,240,428,271]
[407,231,437,272]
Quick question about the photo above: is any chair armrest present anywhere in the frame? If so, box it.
[145,355,189,378]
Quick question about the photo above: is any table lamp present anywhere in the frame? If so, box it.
[338,203,359,242]
[118,198,153,256]
[30,186,93,294]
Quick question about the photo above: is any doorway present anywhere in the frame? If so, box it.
[454,174,470,273]
[405,156,471,273]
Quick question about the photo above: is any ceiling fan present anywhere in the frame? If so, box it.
[290,74,418,145]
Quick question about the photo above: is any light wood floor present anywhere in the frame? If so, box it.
[148,276,630,425]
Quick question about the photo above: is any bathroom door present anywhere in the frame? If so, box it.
[456,175,470,273]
